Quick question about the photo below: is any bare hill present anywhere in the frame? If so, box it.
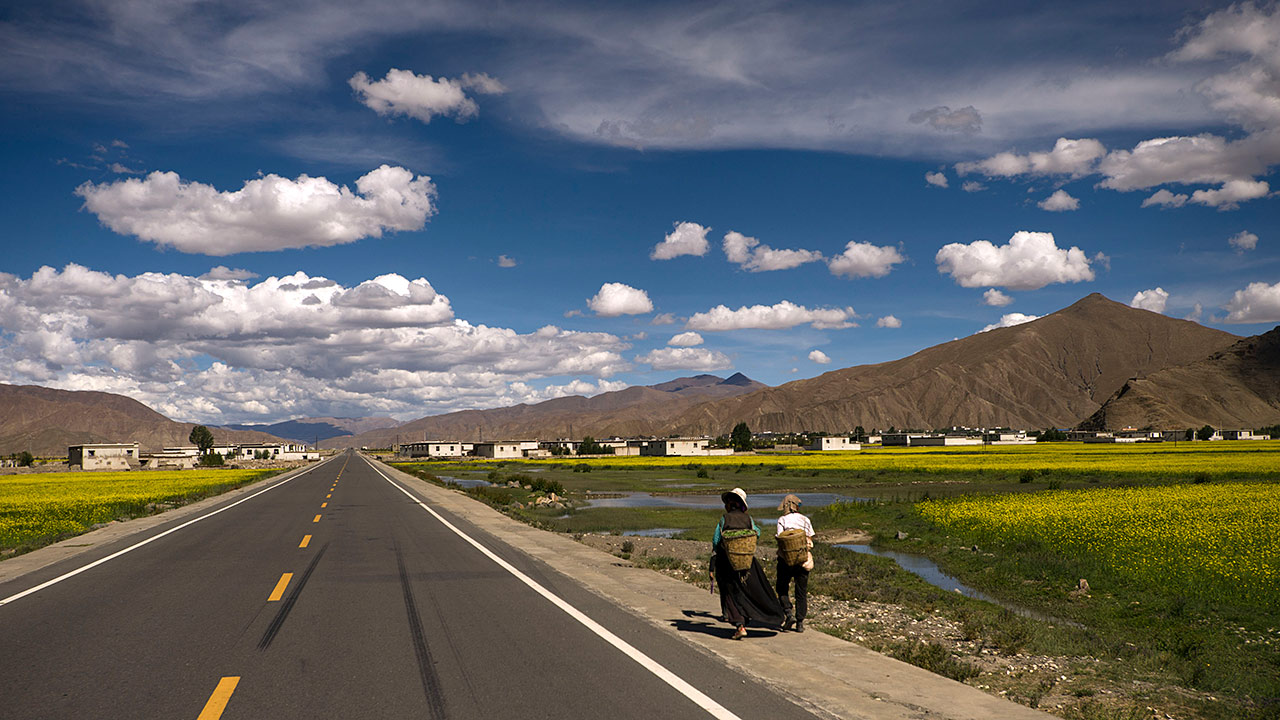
[0,384,285,456]
[1079,325,1280,431]
[225,416,402,444]
[330,373,767,448]
[665,294,1240,435]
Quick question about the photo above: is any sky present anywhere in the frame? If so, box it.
[1,0,1278,424]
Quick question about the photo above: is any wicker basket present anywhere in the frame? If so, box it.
[722,530,757,571]
[776,528,808,566]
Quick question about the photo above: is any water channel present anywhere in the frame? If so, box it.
[582,491,865,509]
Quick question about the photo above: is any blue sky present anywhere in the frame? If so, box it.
[1,0,1277,423]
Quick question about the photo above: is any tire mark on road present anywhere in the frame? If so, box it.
[396,542,448,720]
[258,542,328,650]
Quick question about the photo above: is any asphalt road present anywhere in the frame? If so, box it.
[0,451,819,719]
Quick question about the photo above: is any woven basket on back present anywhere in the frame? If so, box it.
[721,529,757,571]
[776,528,808,566]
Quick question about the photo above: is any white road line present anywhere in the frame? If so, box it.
[368,458,744,720]
[0,456,338,608]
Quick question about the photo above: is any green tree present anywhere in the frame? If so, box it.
[1196,425,1216,441]
[578,436,602,455]
[17,450,35,467]
[853,425,866,442]
[1038,428,1068,442]
[199,452,224,467]
[1185,428,1196,441]
[730,422,752,452]
[189,425,216,455]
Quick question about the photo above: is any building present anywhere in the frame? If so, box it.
[399,441,467,458]
[1222,429,1269,440]
[881,433,983,447]
[639,438,731,456]
[807,436,861,451]
[69,443,141,470]
[472,441,531,459]
[985,431,1035,445]
[236,443,319,461]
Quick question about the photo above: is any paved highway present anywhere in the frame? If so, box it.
[0,451,819,719]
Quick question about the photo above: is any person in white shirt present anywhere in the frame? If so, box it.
[775,494,815,632]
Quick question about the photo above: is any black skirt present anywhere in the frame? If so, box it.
[713,546,785,628]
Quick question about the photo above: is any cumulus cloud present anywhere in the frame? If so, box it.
[0,265,632,422]
[636,347,732,371]
[935,231,1095,290]
[808,349,831,364]
[1223,281,1280,323]
[983,288,1013,306]
[876,315,902,328]
[722,231,823,272]
[1130,287,1170,313]
[909,106,982,135]
[925,171,949,188]
[827,242,905,279]
[956,138,1105,178]
[201,266,258,281]
[587,282,654,316]
[507,378,629,404]
[1188,179,1270,209]
[349,69,504,124]
[1185,303,1204,322]
[668,331,704,347]
[76,166,436,255]
[1170,3,1280,131]
[1229,230,1259,252]
[687,301,857,331]
[497,254,518,267]
[1141,189,1189,208]
[650,313,677,325]
[1038,189,1080,211]
[980,313,1040,333]
[651,221,710,260]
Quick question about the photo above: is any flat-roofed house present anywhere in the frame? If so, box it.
[399,441,466,458]
[639,438,731,456]
[237,443,318,461]
[807,436,861,451]
[69,442,140,470]
[472,441,528,459]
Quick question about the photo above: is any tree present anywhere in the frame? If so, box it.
[17,451,34,467]
[1185,428,1196,441]
[199,452,224,467]
[189,425,215,455]
[578,436,603,455]
[853,425,866,442]
[1196,425,1216,442]
[1038,428,1068,442]
[730,422,752,452]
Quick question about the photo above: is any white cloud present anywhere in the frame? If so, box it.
[1169,3,1280,131]
[668,331,704,347]
[1229,230,1259,252]
[1038,189,1080,212]
[651,221,711,260]
[201,266,258,281]
[507,378,629,404]
[925,171,948,188]
[1129,287,1169,313]
[587,282,654,316]
[1223,281,1280,323]
[497,254,518,267]
[349,69,502,124]
[76,166,436,256]
[722,231,823,272]
[961,181,987,193]
[936,231,1095,290]
[1141,189,1189,208]
[827,241,905,279]
[876,315,902,328]
[1185,303,1204,322]
[983,288,1014,306]
[1188,179,1270,209]
[636,347,732,371]
[808,349,831,364]
[687,301,857,331]
[980,313,1040,333]
[0,265,632,422]
[909,105,982,135]
[956,138,1105,178]
[650,313,677,325]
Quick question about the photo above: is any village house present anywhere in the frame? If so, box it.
[806,436,860,451]
[399,441,468,458]
[68,443,140,470]
[236,443,319,461]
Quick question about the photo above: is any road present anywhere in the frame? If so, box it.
[0,450,819,719]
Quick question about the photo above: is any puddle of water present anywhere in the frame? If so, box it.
[621,528,690,538]
[583,491,865,509]
[438,475,492,488]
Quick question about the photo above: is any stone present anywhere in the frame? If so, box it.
[1078,578,1089,592]
[895,531,909,540]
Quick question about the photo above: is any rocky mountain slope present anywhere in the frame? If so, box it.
[1079,325,1280,431]
[225,416,402,444]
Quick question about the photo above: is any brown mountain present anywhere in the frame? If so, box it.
[664,294,1240,435]
[1079,325,1280,431]
[329,373,767,448]
[0,384,286,457]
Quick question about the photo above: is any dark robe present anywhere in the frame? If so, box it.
[713,509,785,628]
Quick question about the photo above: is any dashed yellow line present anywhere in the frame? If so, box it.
[313,514,322,523]
[321,502,327,508]
[326,493,331,498]
[299,535,311,548]
[196,676,240,720]
[268,573,293,601]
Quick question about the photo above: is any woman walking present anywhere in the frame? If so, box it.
[712,488,785,639]
[775,494,814,632]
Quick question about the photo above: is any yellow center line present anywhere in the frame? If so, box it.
[326,494,331,498]
[268,573,293,601]
[196,676,240,720]
[299,535,311,548]
[321,502,327,508]
[313,514,322,523]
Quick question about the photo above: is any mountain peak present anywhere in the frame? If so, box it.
[719,372,756,386]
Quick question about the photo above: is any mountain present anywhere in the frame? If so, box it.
[1079,325,1280,431]
[662,294,1241,435]
[225,416,402,444]
[328,373,767,448]
[0,384,287,457]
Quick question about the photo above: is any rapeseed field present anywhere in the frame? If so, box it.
[0,469,275,551]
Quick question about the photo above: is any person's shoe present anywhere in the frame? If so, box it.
[782,612,795,632]
[795,620,805,633]
[732,626,747,640]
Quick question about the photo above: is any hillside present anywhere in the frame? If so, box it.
[0,384,285,456]
[226,416,402,444]
[330,373,766,448]
[663,294,1240,435]
[1079,325,1280,431]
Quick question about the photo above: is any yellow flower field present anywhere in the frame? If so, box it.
[0,469,276,550]
[918,482,1280,602]
[560,440,1280,476]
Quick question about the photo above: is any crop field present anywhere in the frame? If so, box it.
[918,481,1280,604]
[0,469,278,552]
[558,440,1280,478]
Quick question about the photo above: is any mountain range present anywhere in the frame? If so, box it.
[224,416,402,444]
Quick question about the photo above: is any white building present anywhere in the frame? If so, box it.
[881,433,982,447]
[639,438,731,456]
[472,441,530,459]
[69,443,140,470]
[807,436,861,451]
[985,431,1035,445]
[400,441,467,458]
[1222,429,1269,440]
[237,443,319,461]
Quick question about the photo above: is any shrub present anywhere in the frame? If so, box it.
[573,463,592,473]
[1019,470,1035,483]
[199,452,224,467]
[696,468,710,479]
[620,540,634,555]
